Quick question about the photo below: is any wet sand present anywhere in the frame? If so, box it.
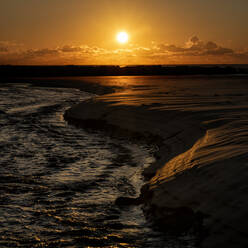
[64,75,248,247]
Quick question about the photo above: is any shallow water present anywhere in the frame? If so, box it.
[0,82,196,247]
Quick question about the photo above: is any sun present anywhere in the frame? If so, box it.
[116,31,129,44]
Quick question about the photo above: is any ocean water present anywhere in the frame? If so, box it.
[0,82,195,248]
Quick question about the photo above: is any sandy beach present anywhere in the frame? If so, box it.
[65,75,248,248]
[1,0,248,246]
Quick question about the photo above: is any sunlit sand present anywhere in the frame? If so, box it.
[65,75,248,247]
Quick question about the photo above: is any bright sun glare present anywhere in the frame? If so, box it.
[116,32,129,44]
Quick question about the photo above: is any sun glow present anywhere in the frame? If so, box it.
[116,32,129,44]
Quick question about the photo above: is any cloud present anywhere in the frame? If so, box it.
[154,36,240,61]
[24,48,60,58]
[158,44,185,53]
[204,46,234,55]
[0,41,23,53]
[60,45,83,53]
[190,36,200,44]
[205,41,218,50]
[0,37,247,65]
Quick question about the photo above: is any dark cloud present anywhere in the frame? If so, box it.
[158,44,185,53]
[203,47,234,55]
[60,45,83,53]
[205,41,218,50]
[157,36,237,58]
[24,48,60,58]
[190,36,200,44]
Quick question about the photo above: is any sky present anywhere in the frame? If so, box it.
[0,0,248,65]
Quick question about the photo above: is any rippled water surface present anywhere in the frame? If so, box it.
[0,82,195,247]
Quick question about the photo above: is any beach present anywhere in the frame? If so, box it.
[1,0,248,245]
[64,75,248,247]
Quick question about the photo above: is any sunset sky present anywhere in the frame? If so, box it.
[0,0,248,65]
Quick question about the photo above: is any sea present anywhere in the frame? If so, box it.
[0,80,196,248]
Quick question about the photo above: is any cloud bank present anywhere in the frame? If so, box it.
[0,36,247,65]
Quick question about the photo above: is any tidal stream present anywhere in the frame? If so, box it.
[0,83,195,247]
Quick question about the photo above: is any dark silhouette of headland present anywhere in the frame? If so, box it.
[0,65,247,77]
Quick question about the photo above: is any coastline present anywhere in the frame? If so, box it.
[63,76,248,248]
[64,99,205,180]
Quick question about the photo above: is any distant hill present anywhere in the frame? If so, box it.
[0,65,247,77]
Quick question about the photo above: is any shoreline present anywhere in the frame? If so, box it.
[64,98,207,240]
[64,99,205,180]
[63,75,248,248]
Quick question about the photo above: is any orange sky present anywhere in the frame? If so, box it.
[0,0,248,65]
